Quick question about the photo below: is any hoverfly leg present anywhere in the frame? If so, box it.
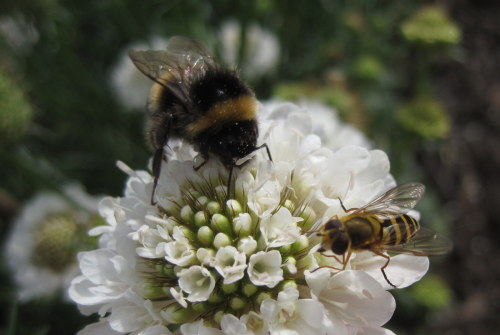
[341,250,352,270]
[338,198,359,213]
[310,264,342,273]
[373,250,397,288]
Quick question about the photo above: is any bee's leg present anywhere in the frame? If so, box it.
[226,165,234,202]
[341,250,352,270]
[373,250,397,288]
[150,148,164,205]
[254,143,273,162]
[193,156,209,171]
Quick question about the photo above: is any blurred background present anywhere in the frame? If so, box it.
[1,1,499,334]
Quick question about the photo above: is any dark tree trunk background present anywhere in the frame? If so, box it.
[425,1,500,333]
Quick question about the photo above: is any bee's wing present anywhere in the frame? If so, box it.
[350,182,426,217]
[129,36,215,79]
[129,36,216,106]
[382,228,453,256]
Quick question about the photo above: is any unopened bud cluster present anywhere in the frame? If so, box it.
[137,183,317,327]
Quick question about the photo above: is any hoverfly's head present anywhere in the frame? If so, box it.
[322,218,349,255]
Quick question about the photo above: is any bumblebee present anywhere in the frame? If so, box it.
[129,36,270,203]
[317,182,452,287]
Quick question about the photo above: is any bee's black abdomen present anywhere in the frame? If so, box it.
[191,68,253,112]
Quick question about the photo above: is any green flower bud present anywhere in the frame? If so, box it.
[197,196,209,207]
[139,281,171,300]
[290,235,310,254]
[242,282,258,297]
[194,211,208,227]
[255,292,272,305]
[230,296,246,310]
[211,214,232,235]
[222,282,239,294]
[208,290,224,303]
[161,304,193,324]
[279,279,298,291]
[197,226,215,247]
[192,302,212,313]
[180,205,195,224]
[206,201,221,215]
[213,233,231,249]
[226,200,243,218]
[299,206,317,231]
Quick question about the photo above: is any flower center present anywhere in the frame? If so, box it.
[137,177,318,328]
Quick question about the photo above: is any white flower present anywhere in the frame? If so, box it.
[5,184,100,301]
[214,246,247,284]
[247,250,284,288]
[110,36,168,109]
[219,21,280,80]
[164,227,196,266]
[306,269,395,334]
[261,288,326,335]
[178,265,216,302]
[260,207,303,248]
[70,101,432,334]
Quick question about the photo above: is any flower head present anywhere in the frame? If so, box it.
[5,184,101,301]
[70,101,428,334]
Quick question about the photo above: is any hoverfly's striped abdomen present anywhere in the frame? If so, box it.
[381,214,420,246]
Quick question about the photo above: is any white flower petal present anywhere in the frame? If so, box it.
[248,250,283,288]
[352,252,429,289]
[178,266,215,302]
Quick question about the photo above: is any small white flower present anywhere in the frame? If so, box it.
[214,246,247,284]
[260,207,303,248]
[248,250,283,288]
[164,227,196,266]
[233,213,253,237]
[178,265,215,302]
[237,236,258,256]
[261,288,326,335]
[180,319,222,335]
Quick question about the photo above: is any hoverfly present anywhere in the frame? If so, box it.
[316,182,452,287]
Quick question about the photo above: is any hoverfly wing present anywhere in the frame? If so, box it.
[352,183,426,217]
[382,228,452,256]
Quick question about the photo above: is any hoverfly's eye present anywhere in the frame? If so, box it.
[325,219,342,231]
[331,232,349,255]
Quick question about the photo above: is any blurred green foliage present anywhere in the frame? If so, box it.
[0,1,460,334]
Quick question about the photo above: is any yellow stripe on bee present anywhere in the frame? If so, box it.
[187,95,257,136]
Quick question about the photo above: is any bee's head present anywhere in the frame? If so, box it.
[323,218,349,255]
[197,119,258,166]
